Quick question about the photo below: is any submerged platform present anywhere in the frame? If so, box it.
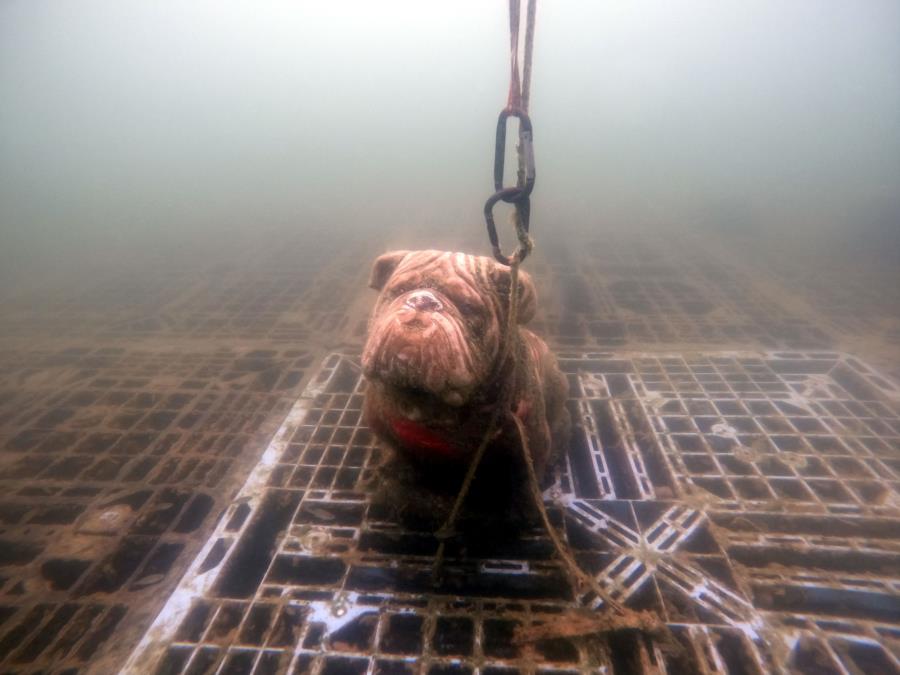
[1,226,898,673]
[126,351,900,674]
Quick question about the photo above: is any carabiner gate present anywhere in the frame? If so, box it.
[493,108,535,200]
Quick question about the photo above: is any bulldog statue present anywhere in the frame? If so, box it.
[361,250,569,511]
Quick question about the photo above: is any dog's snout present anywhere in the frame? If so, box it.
[405,291,443,312]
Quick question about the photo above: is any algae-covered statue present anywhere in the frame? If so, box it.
[361,249,569,522]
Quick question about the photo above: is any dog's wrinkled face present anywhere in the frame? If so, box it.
[362,250,536,407]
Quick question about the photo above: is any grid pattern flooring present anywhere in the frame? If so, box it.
[0,345,314,672]
[133,352,900,675]
[0,224,897,673]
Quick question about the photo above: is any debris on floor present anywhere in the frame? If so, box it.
[125,351,900,674]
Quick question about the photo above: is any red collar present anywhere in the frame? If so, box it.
[388,416,458,457]
[386,399,529,459]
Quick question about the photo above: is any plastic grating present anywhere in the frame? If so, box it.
[125,351,900,674]
[0,345,314,673]
[526,235,835,352]
[0,231,363,344]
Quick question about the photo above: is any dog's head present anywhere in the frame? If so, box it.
[361,250,537,407]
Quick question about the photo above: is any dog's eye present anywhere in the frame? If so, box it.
[457,300,481,316]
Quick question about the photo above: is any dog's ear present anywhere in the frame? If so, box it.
[369,251,410,290]
[489,263,537,324]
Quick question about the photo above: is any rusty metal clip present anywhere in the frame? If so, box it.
[485,189,531,266]
[485,107,535,266]
[493,108,535,199]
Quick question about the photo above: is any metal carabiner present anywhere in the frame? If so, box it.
[493,108,535,200]
[485,189,531,266]
[485,106,535,266]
